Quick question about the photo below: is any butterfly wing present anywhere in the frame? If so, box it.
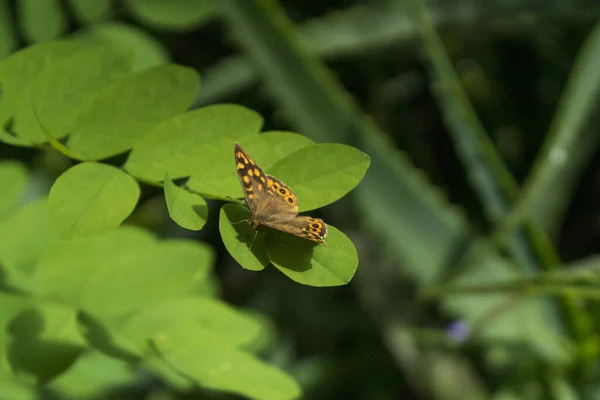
[235,142,269,213]
[256,175,327,245]
[235,142,327,245]
[235,142,300,217]
[262,215,328,245]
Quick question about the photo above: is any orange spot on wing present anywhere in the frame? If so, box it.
[267,178,273,187]
[260,176,266,183]
[258,183,263,191]
[236,162,245,169]
[242,176,250,184]
[253,168,260,176]
[248,169,254,176]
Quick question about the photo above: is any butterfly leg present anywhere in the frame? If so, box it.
[230,218,250,225]
[248,229,259,250]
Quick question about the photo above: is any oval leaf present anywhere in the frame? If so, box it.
[67,65,199,160]
[164,172,207,231]
[48,162,140,239]
[219,203,268,271]
[268,143,370,211]
[0,161,28,217]
[18,0,67,43]
[0,40,85,127]
[120,297,267,351]
[0,198,61,292]
[126,0,217,31]
[7,303,86,383]
[67,0,111,23]
[186,131,313,199]
[34,229,214,316]
[155,340,301,400]
[48,351,137,399]
[0,379,36,400]
[14,46,132,144]
[73,22,170,71]
[265,225,358,287]
[125,104,263,186]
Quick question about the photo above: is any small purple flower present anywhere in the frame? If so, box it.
[447,321,471,343]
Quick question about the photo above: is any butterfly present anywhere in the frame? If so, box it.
[234,142,328,245]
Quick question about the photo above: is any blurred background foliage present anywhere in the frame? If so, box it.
[1,0,600,399]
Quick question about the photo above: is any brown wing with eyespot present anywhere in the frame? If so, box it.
[234,142,269,213]
[262,215,328,245]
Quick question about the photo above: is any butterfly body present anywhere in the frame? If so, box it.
[234,142,327,245]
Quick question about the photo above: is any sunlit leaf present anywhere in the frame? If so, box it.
[48,163,140,239]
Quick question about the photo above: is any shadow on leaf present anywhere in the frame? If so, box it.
[264,232,319,273]
[77,312,140,363]
[222,203,270,265]
[7,308,84,384]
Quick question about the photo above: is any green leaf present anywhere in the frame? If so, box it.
[228,131,314,172]
[0,130,31,147]
[49,351,137,399]
[34,109,84,160]
[0,379,36,400]
[0,198,61,291]
[77,313,143,361]
[0,293,31,376]
[125,104,263,186]
[219,203,269,272]
[66,65,199,160]
[0,0,17,60]
[0,161,28,217]
[120,297,267,351]
[164,172,208,231]
[33,228,214,317]
[66,0,112,23]
[18,0,67,43]
[187,131,314,199]
[14,46,132,144]
[48,162,140,239]
[265,225,357,287]
[154,339,301,400]
[7,302,87,384]
[0,40,85,128]
[142,356,194,391]
[126,0,217,31]
[267,143,369,211]
[73,22,171,71]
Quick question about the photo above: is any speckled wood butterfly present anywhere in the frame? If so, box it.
[234,142,328,245]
